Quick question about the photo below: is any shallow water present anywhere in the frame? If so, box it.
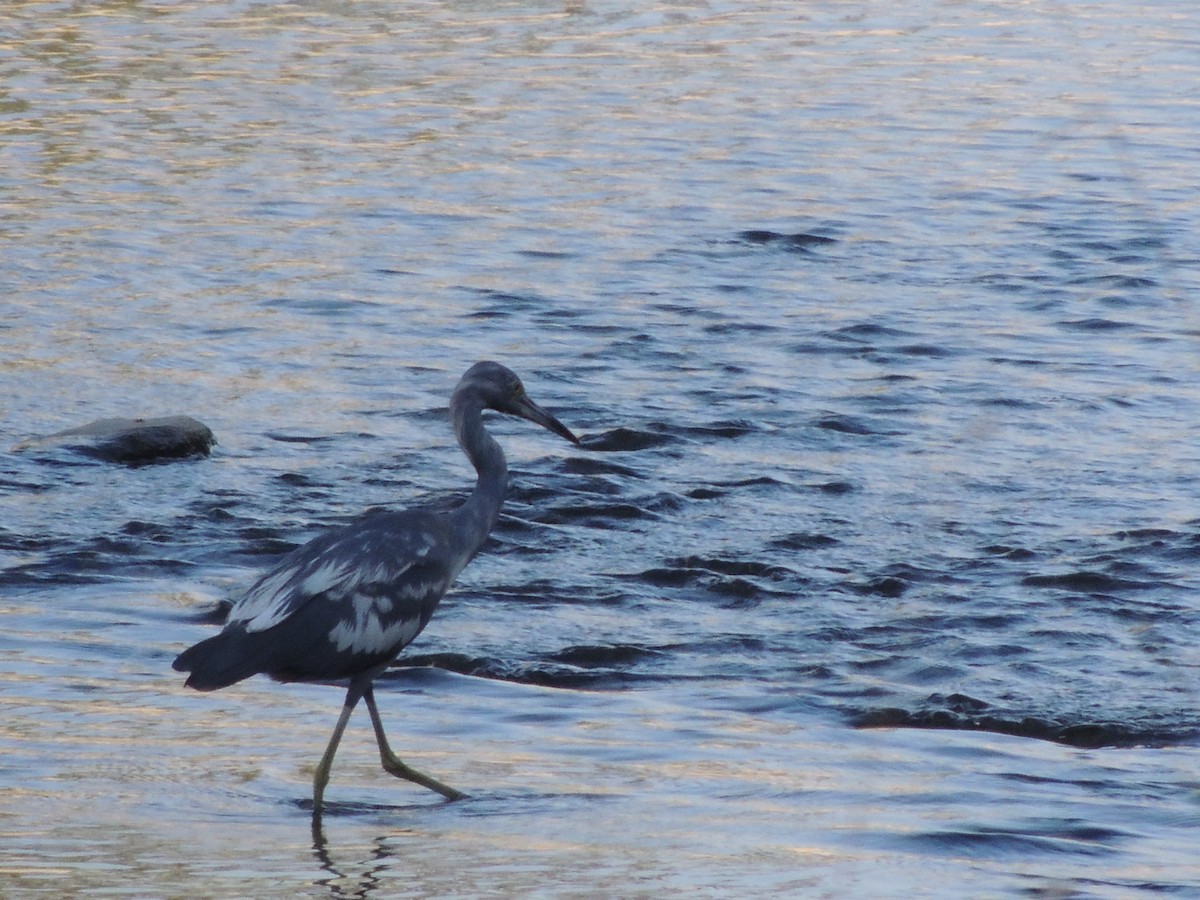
[3,1,1199,896]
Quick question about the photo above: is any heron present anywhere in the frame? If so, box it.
[173,361,580,821]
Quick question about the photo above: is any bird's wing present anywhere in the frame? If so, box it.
[228,510,449,634]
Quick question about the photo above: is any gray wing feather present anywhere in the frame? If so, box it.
[230,510,448,634]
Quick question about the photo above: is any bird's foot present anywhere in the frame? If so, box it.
[380,753,466,801]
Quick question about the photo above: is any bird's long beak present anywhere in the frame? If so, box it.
[514,396,580,445]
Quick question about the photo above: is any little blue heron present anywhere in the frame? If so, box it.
[173,361,579,819]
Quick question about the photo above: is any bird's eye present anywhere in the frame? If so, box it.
[513,382,525,398]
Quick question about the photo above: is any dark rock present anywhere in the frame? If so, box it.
[13,416,216,465]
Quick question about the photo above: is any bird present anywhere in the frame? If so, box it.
[173,361,580,821]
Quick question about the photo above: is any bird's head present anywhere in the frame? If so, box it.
[458,361,580,445]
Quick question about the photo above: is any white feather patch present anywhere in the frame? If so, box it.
[234,553,415,634]
[327,603,425,655]
[300,560,354,598]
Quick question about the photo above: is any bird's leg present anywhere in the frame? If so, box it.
[312,683,364,823]
[363,683,466,801]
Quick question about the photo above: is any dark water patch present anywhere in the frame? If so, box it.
[734,230,837,251]
[620,556,800,604]
[392,652,501,679]
[999,772,1116,791]
[1,559,117,587]
[788,339,879,358]
[854,706,1200,749]
[1113,527,1178,542]
[831,322,915,341]
[981,544,1038,561]
[811,480,856,495]
[276,471,326,488]
[462,289,547,316]
[988,354,1053,368]
[392,652,656,690]
[970,271,1046,294]
[703,321,780,337]
[708,577,778,607]
[977,395,1047,409]
[503,664,657,691]
[406,406,455,428]
[1110,526,1200,563]
[770,532,840,551]
[1026,627,1117,649]
[260,296,377,315]
[466,579,629,608]
[230,527,300,557]
[118,520,172,541]
[1082,554,1171,581]
[1021,571,1161,593]
[663,634,778,660]
[475,580,573,602]
[504,483,559,506]
[559,457,642,478]
[666,555,796,579]
[201,324,259,338]
[0,474,52,493]
[602,334,667,360]
[933,692,991,713]
[517,249,577,260]
[552,475,626,499]
[672,419,759,439]
[632,567,701,588]
[686,583,792,610]
[710,475,791,491]
[642,492,688,516]
[184,504,238,525]
[264,431,336,445]
[580,427,678,452]
[547,644,664,668]
[645,300,724,321]
[796,322,956,364]
[487,531,560,556]
[894,824,1123,859]
[803,620,875,646]
[1056,317,1134,333]
[1066,274,1158,289]
[948,641,1031,662]
[907,604,1014,632]
[905,663,970,685]
[540,495,674,527]
[812,414,898,436]
[1104,598,1197,625]
[0,532,55,554]
[2,547,197,588]
[896,343,956,358]
[879,562,949,583]
[847,576,910,598]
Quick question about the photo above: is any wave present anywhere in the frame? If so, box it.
[852,704,1199,749]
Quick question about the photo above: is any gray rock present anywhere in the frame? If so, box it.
[13,416,216,465]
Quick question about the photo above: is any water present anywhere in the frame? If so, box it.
[2,1,1199,895]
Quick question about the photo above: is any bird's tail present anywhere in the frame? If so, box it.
[173,628,264,691]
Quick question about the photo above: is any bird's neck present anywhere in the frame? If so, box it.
[450,394,508,551]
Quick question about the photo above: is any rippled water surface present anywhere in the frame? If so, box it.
[3,1,1199,896]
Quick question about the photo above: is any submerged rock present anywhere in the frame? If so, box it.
[13,416,216,465]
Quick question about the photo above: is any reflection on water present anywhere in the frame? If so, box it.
[3,0,1200,895]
